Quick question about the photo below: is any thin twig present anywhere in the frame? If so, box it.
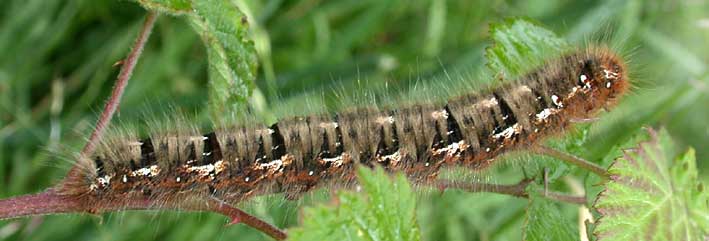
[1,12,160,219]
[64,12,158,181]
[207,199,287,240]
[1,11,287,239]
[437,179,533,198]
[0,189,84,219]
[81,12,157,157]
[533,146,610,180]
[437,179,586,205]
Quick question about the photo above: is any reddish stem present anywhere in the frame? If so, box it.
[0,11,287,240]
[207,199,288,240]
[0,189,85,219]
[65,11,158,180]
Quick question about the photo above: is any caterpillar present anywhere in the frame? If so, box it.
[55,47,628,211]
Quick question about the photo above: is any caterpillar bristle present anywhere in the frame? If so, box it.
[60,47,628,210]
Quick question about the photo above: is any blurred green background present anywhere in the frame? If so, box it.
[0,0,706,240]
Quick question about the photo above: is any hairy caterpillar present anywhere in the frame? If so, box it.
[48,47,628,214]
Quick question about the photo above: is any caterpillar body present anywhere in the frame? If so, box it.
[64,47,628,209]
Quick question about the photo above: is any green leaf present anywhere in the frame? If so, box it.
[132,0,259,117]
[523,184,578,241]
[287,166,420,241]
[134,0,192,14]
[485,18,570,79]
[593,129,709,240]
[188,0,258,118]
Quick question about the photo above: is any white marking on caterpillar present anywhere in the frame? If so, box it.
[431,110,449,119]
[214,160,227,174]
[551,95,563,108]
[433,140,468,157]
[319,122,339,129]
[376,116,395,124]
[606,82,612,88]
[176,177,181,182]
[308,170,314,176]
[603,69,619,79]
[376,151,402,166]
[322,155,345,167]
[259,159,284,171]
[478,97,498,108]
[536,108,554,121]
[245,177,250,182]
[131,165,161,177]
[122,175,128,183]
[580,74,592,89]
[493,123,520,139]
[203,152,212,156]
[97,175,112,187]
[485,147,491,152]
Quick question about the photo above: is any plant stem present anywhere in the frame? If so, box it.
[437,179,586,205]
[64,11,157,181]
[0,11,286,240]
[437,179,533,198]
[207,199,288,240]
[0,189,84,219]
[533,146,610,180]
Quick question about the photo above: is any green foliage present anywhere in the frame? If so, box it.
[524,185,578,241]
[1,1,708,241]
[134,0,192,14]
[188,0,258,118]
[288,167,420,241]
[485,18,570,79]
[137,0,258,118]
[593,129,708,240]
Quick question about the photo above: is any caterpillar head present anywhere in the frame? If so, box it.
[575,48,629,110]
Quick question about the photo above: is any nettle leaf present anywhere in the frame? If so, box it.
[593,128,709,240]
[133,0,258,116]
[134,0,192,15]
[524,184,578,241]
[485,18,570,79]
[189,0,258,117]
[287,167,420,241]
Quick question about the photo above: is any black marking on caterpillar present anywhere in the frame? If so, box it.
[74,47,628,205]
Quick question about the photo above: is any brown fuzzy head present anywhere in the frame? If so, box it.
[555,48,629,122]
[577,48,629,109]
